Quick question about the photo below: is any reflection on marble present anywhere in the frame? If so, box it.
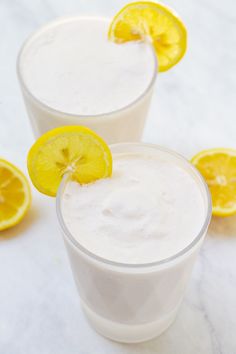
[0,0,236,353]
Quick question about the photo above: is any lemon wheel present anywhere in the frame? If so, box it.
[27,126,113,197]
[108,1,187,72]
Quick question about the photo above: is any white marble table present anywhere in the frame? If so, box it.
[1,0,236,353]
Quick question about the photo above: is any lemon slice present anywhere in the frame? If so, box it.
[27,126,113,197]
[108,1,187,72]
[0,159,31,231]
[191,148,236,217]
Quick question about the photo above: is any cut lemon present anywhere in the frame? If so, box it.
[108,1,187,72]
[0,159,31,231]
[191,148,236,217]
[27,126,113,197]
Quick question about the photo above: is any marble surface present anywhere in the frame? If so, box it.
[0,0,236,353]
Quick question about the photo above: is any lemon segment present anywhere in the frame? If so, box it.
[0,159,31,231]
[27,126,113,197]
[191,148,236,217]
[108,1,187,72]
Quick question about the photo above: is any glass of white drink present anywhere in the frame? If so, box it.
[17,17,157,143]
[56,143,212,343]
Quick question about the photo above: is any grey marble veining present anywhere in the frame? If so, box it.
[0,0,236,353]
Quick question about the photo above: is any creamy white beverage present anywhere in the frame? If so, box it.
[58,144,211,343]
[20,18,155,115]
[62,153,205,264]
[18,17,157,141]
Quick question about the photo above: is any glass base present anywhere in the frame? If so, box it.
[81,301,178,343]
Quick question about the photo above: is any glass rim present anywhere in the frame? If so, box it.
[16,15,158,121]
[56,142,212,270]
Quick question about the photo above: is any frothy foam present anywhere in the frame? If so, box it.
[61,152,206,264]
[20,17,155,115]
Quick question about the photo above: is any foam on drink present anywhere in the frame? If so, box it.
[62,151,205,264]
[19,17,155,115]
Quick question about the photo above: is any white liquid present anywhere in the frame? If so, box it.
[62,152,205,264]
[20,17,155,115]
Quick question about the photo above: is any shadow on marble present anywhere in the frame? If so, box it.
[96,302,212,354]
[114,327,176,354]
[0,205,39,241]
[208,215,236,237]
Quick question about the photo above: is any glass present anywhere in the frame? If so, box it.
[56,143,212,343]
[17,17,157,143]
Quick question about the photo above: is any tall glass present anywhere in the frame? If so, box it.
[56,143,212,343]
[17,17,157,143]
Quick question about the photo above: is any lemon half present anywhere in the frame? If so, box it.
[192,148,236,217]
[0,159,31,231]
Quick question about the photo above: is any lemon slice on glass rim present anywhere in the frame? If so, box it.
[0,159,31,231]
[191,148,236,217]
[108,1,187,72]
[27,126,113,197]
